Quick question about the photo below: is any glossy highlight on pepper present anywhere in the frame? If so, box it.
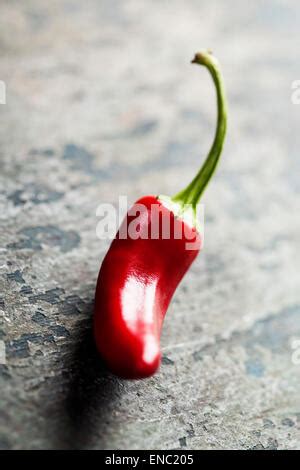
[94,50,228,379]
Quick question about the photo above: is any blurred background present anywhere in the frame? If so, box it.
[0,0,300,449]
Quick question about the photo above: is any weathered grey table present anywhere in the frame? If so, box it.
[1,0,300,450]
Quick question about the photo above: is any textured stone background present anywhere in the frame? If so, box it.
[1,0,300,450]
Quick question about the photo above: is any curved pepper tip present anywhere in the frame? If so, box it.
[108,347,161,380]
[94,321,161,380]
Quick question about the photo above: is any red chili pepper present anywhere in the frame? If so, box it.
[94,50,227,379]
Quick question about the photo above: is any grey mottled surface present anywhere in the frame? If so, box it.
[1,0,300,450]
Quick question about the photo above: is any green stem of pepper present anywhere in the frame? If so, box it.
[172,50,227,209]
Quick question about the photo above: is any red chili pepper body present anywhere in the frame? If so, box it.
[94,196,201,379]
[94,50,227,379]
